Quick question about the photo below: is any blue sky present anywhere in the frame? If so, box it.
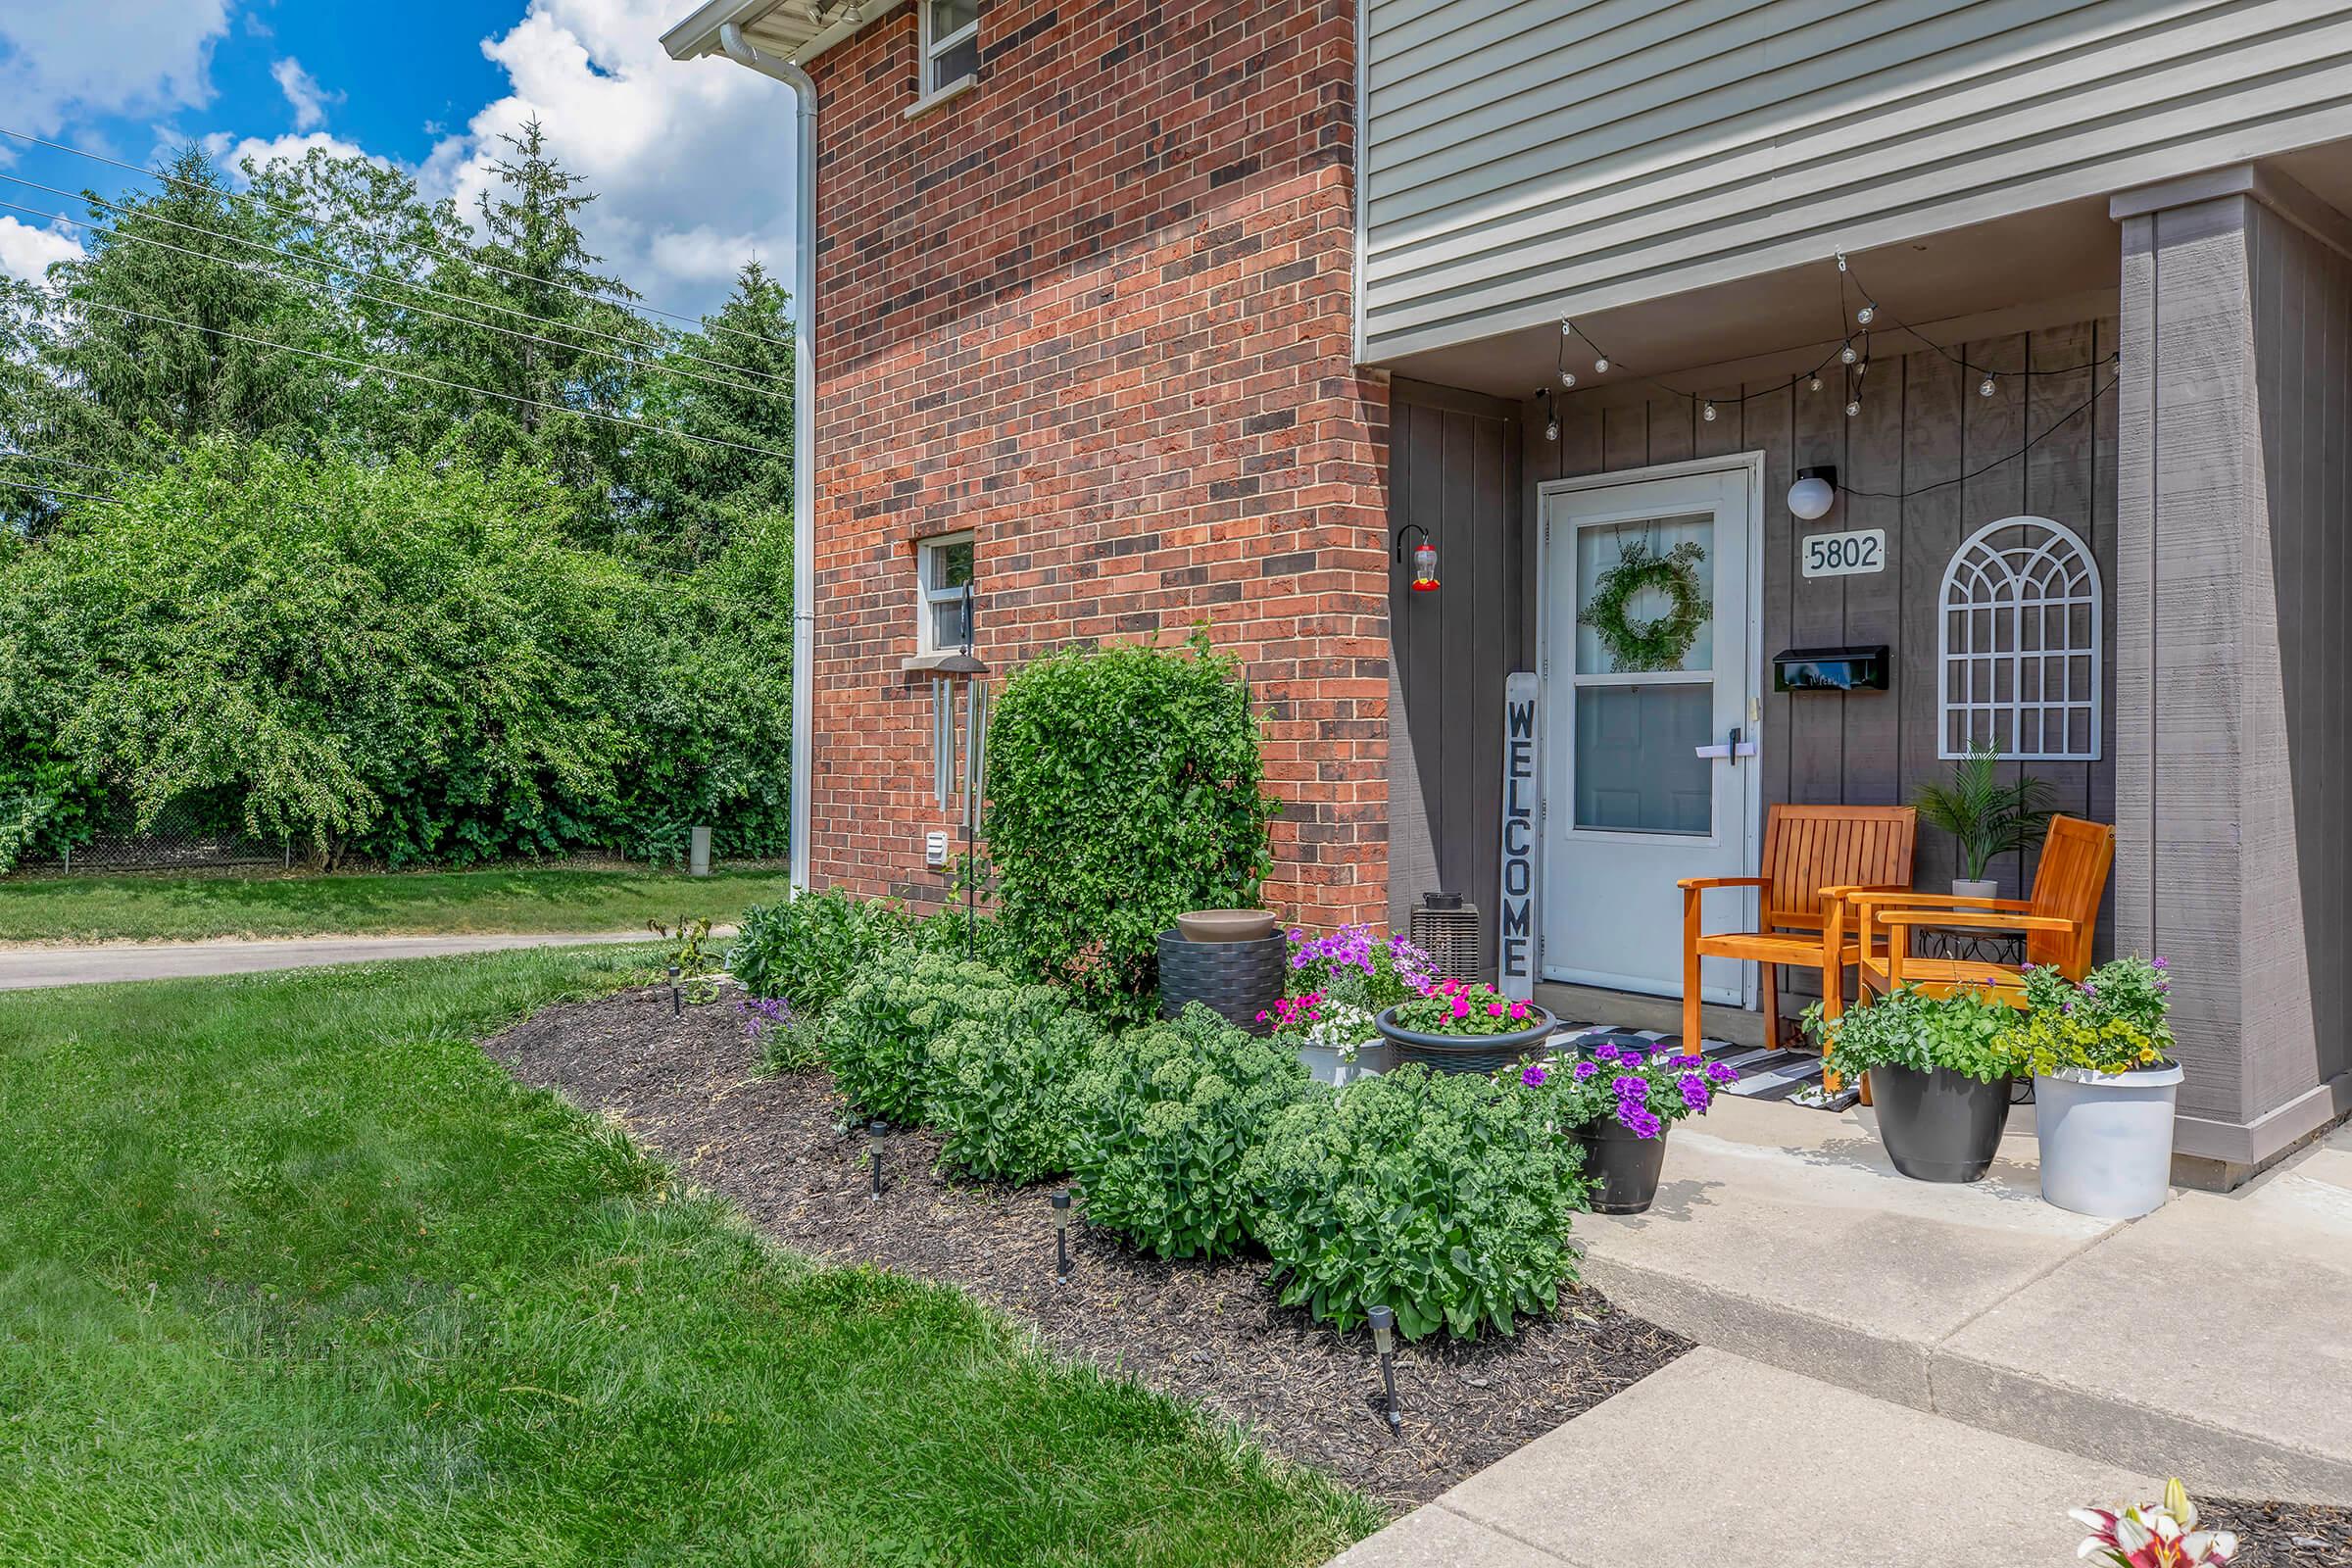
[0,0,801,319]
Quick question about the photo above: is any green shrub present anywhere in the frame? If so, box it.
[1800,983,2020,1086]
[822,950,1024,1124]
[1065,1004,1307,1259]
[1245,1065,1586,1341]
[984,632,1278,1022]
[728,888,910,1013]
[927,993,1104,1184]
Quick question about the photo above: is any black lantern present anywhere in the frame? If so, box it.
[868,1119,887,1198]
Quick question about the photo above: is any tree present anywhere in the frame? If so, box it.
[631,260,796,563]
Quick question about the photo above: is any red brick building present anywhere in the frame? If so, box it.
[672,0,1390,931]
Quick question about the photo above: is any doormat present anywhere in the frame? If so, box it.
[1545,1023,1856,1109]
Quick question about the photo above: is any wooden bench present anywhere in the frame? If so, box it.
[1680,805,1917,1080]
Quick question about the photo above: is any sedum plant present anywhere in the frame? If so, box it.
[819,950,1023,1124]
[925,993,1103,1185]
[1245,1065,1586,1341]
[1064,1004,1307,1260]
[728,887,910,1015]
[1912,739,2053,882]
[1800,983,2022,1085]
[2006,956,2175,1077]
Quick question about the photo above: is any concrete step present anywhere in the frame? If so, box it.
[1328,1348,2162,1567]
[1573,1098,2352,1504]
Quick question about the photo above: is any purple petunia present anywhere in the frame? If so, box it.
[1593,1041,1624,1063]
[1678,1072,1710,1111]
[1573,1061,1598,1081]
[1615,1102,1663,1138]
[1521,1063,1548,1087]
[2151,956,2168,970]
[1704,1060,1738,1085]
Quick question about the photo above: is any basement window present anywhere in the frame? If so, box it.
[920,0,979,98]
[917,531,976,655]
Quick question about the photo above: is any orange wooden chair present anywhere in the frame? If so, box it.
[1680,805,1918,1072]
[1844,814,2116,1004]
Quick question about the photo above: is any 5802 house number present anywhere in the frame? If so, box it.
[1801,528,1887,578]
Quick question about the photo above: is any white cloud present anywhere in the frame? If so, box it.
[0,215,83,281]
[270,57,340,132]
[199,130,383,182]
[0,0,231,142]
[419,0,799,320]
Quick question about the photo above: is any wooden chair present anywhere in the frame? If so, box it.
[1845,814,2116,1004]
[1679,805,1918,1071]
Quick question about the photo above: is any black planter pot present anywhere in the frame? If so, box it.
[1866,1062,2014,1183]
[1573,1120,1670,1214]
[1157,930,1289,1036]
[1373,1004,1556,1074]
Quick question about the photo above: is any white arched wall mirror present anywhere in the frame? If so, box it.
[1936,515,2103,760]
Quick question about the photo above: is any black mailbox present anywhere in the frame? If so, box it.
[1773,646,1889,693]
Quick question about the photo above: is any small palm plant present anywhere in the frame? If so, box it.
[1913,741,2052,884]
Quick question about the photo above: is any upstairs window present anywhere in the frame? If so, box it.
[921,0,978,97]
[917,531,976,655]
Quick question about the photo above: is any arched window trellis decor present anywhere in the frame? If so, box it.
[1937,516,2102,760]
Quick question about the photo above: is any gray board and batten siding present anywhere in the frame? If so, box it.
[1359,0,2352,363]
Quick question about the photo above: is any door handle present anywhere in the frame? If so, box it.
[1694,727,1759,763]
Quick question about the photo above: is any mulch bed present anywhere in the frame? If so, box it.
[2200,1498,2352,1566]
[483,984,1689,1512]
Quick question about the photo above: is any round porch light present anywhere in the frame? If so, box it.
[1788,466,1836,521]
[1559,368,1577,389]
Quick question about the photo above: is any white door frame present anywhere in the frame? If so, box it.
[1533,452,1767,1006]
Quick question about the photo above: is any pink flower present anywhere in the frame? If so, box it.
[1488,1002,1506,1017]
[1450,998,1471,1020]
[1508,1002,1529,1020]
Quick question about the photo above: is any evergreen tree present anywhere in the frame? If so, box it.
[631,260,795,562]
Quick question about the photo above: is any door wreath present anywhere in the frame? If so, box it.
[1581,538,1708,671]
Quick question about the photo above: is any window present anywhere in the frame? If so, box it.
[1937,516,2102,760]
[917,531,976,654]
[920,0,978,97]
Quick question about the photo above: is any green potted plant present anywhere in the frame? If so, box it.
[2007,956,2180,1218]
[1515,1043,1736,1213]
[1913,740,2052,897]
[1374,978,1554,1073]
[1803,984,2021,1183]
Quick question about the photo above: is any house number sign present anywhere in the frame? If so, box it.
[1800,527,1887,578]
[1495,671,1540,1002]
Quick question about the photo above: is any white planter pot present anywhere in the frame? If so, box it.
[1953,878,2000,901]
[2034,1061,2184,1218]
[1296,1040,1390,1087]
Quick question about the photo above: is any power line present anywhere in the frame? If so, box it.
[0,172,793,394]
[70,297,792,461]
[0,472,114,505]
[0,197,792,408]
[0,451,122,478]
[0,123,792,355]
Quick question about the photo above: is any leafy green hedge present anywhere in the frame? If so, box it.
[983,633,1277,1022]
[1246,1066,1586,1341]
[1064,1005,1308,1261]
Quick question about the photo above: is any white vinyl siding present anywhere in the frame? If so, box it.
[1360,0,2352,363]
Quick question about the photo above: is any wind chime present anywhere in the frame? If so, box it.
[928,582,988,959]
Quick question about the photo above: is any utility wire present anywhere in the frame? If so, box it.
[0,123,792,355]
[0,172,794,393]
[0,451,120,477]
[0,472,114,505]
[69,297,793,461]
[0,197,792,408]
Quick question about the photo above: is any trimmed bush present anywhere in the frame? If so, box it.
[819,950,1025,1124]
[1244,1066,1587,1341]
[1065,1004,1308,1259]
[927,995,1104,1185]
[729,888,909,1014]
[984,632,1278,1022]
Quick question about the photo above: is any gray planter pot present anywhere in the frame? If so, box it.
[1866,1062,2013,1183]
[1374,1004,1556,1074]
[1294,1039,1392,1086]
[2034,1061,2183,1218]
[1157,929,1288,1036]
[1952,877,1999,900]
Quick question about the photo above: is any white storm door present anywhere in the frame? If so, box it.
[1540,460,1760,1003]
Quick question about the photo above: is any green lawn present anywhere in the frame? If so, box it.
[0,866,803,945]
[0,949,1374,1566]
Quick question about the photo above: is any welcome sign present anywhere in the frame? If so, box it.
[1496,670,1540,1001]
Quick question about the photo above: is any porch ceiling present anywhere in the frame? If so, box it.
[1375,196,2124,405]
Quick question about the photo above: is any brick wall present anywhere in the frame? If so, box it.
[803,0,1390,931]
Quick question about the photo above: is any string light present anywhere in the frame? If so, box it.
[1846,398,1862,417]
[1808,374,1824,392]
[1593,356,1610,374]
[1855,304,1877,326]
[1839,341,1860,366]
[1701,400,1718,422]
[1980,373,1997,398]
[1559,368,1577,389]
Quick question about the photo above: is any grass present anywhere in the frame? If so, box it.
[0,949,1376,1566]
[0,865,804,945]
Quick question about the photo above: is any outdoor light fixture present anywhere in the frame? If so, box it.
[1558,368,1576,389]
[1367,1305,1401,1435]
[1808,374,1824,392]
[1980,373,1998,398]
[1052,1189,1073,1279]
[1394,523,1440,592]
[1701,400,1718,423]
[1839,341,1859,366]
[1592,355,1609,374]
[868,1119,887,1198]
[667,964,682,1018]
[1855,303,1877,326]
[1788,466,1837,521]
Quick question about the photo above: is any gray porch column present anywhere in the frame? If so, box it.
[2112,166,2352,1183]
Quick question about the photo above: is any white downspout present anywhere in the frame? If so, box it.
[719,22,817,892]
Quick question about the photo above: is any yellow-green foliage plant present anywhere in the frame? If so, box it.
[2006,956,2175,1077]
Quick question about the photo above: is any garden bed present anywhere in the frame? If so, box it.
[484,984,1690,1513]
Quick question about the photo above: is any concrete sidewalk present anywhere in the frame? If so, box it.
[1577,1096,2352,1502]
[0,928,684,990]
[1329,1348,2161,1568]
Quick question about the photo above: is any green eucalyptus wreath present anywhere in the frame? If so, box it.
[1581,538,1708,671]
